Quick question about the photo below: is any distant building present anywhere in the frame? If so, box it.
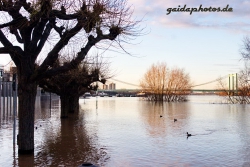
[0,65,17,82]
[0,70,12,82]
[2,72,12,81]
[109,83,116,90]
[102,84,108,90]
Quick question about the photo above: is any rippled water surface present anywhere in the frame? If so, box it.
[1,95,250,167]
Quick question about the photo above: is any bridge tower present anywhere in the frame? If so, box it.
[228,73,238,96]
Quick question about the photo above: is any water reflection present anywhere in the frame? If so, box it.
[138,101,191,137]
[33,98,109,167]
[1,96,250,166]
[138,102,168,137]
[0,97,14,128]
[234,105,250,166]
[1,96,108,167]
[33,112,109,167]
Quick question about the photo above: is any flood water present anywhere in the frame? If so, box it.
[1,95,250,167]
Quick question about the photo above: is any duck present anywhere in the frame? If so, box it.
[187,132,192,137]
[174,118,177,122]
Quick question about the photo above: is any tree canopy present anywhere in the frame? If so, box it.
[140,62,191,102]
[0,0,140,80]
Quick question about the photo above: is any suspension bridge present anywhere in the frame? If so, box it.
[106,75,230,93]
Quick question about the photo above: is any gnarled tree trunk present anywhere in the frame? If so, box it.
[17,79,37,153]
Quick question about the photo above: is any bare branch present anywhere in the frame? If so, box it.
[34,22,53,57]
[241,36,250,60]
[30,19,50,49]
[51,9,79,20]
[0,47,10,54]
[20,0,35,14]
[36,22,83,73]
[10,28,23,43]
[0,29,13,48]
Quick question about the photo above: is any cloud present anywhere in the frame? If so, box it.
[128,0,250,33]
[158,14,250,33]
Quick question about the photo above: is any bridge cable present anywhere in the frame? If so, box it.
[109,75,229,88]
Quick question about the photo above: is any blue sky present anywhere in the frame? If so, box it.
[0,0,249,89]
[106,0,250,89]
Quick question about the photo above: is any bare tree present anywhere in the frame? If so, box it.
[140,62,191,102]
[216,35,250,104]
[239,36,250,103]
[216,76,235,103]
[39,55,111,118]
[140,62,168,101]
[241,36,250,60]
[0,0,141,153]
[236,66,250,103]
[166,67,191,102]
[218,36,250,103]
[217,64,250,104]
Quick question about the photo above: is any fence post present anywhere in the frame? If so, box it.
[0,78,1,111]
[10,81,12,115]
[0,78,1,124]
[3,82,5,117]
[13,74,17,145]
[7,82,9,117]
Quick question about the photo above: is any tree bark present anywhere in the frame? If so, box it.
[18,80,37,154]
[68,94,80,114]
[60,95,70,118]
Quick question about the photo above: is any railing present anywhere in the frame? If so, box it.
[0,80,15,122]
[0,75,18,145]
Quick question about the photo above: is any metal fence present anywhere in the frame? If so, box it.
[0,80,15,122]
[0,75,18,144]
[0,76,42,124]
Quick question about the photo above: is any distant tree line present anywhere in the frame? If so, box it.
[140,62,191,102]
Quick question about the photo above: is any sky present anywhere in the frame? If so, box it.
[105,0,250,89]
[0,0,249,90]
